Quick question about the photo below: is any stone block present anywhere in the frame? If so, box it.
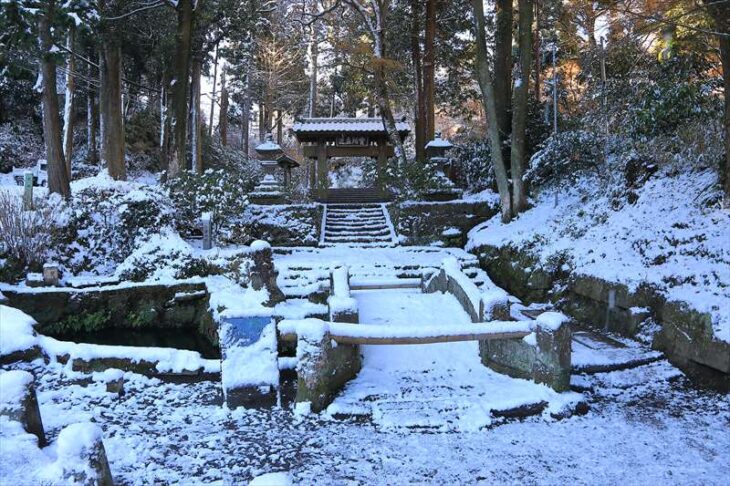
[296,331,361,413]
[0,370,45,446]
[56,423,114,486]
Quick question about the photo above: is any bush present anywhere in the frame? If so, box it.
[525,131,604,188]
[450,141,494,192]
[166,167,252,237]
[115,230,211,282]
[0,121,44,173]
[58,174,176,274]
[0,190,62,281]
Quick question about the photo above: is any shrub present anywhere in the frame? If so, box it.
[0,121,44,173]
[0,190,61,280]
[115,230,211,282]
[525,131,604,188]
[166,168,252,237]
[58,174,176,274]
[450,141,494,192]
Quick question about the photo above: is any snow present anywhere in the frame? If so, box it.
[292,117,410,134]
[467,167,730,343]
[250,239,271,251]
[250,471,291,486]
[536,311,570,331]
[55,422,102,461]
[0,305,38,356]
[0,370,33,409]
[38,336,220,374]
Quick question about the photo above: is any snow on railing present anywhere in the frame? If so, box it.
[278,318,532,345]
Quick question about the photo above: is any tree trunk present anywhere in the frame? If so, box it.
[219,70,228,146]
[510,0,533,215]
[533,0,541,103]
[241,89,250,155]
[276,110,283,143]
[170,0,194,178]
[258,103,265,141]
[208,42,219,138]
[86,46,98,165]
[190,54,202,174]
[410,0,426,162]
[159,71,170,169]
[62,25,75,178]
[494,0,513,141]
[707,0,729,207]
[308,24,319,117]
[471,0,512,222]
[38,1,70,198]
[423,0,436,141]
[99,42,126,180]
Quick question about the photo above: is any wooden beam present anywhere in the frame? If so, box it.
[278,330,530,345]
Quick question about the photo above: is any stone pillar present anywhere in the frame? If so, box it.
[23,172,33,210]
[296,329,361,413]
[57,423,114,486]
[0,370,46,446]
[201,212,212,250]
[249,240,285,305]
[42,263,59,286]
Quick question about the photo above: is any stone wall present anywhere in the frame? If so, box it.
[471,242,730,382]
[479,317,572,392]
[1,281,217,346]
[423,261,570,392]
[228,204,323,247]
[387,200,497,247]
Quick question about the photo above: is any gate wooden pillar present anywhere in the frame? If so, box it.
[316,144,328,199]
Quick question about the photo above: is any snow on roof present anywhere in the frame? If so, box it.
[425,137,453,149]
[292,117,410,134]
[255,140,282,152]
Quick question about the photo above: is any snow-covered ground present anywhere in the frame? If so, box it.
[2,352,728,484]
[468,167,730,343]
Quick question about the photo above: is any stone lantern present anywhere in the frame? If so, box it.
[249,133,288,204]
[423,132,461,201]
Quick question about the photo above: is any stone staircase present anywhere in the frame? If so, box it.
[324,188,389,204]
[321,204,398,247]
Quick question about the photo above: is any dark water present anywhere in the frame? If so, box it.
[61,328,221,359]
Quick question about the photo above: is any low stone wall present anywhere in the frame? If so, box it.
[388,199,497,247]
[471,242,730,381]
[1,281,217,346]
[479,315,572,392]
[423,259,570,392]
[228,204,323,247]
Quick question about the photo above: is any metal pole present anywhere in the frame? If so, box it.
[552,42,558,134]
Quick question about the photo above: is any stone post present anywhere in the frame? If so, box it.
[57,423,114,486]
[0,370,46,446]
[23,172,34,210]
[249,240,285,304]
[42,263,59,286]
[201,212,212,250]
[296,329,361,413]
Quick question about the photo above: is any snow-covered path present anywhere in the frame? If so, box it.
[327,290,579,430]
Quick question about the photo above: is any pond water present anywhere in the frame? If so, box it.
[59,328,221,359]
